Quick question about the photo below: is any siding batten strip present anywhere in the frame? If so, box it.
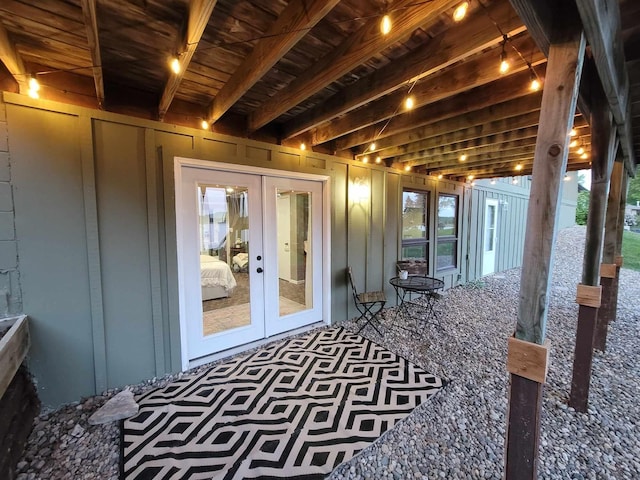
[79,116,107,393]
[505,28,586,480]
[145,129,165,375]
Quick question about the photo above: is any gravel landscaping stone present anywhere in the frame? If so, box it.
[14,226,640,479]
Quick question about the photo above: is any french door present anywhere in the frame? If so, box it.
[177,162,325,363]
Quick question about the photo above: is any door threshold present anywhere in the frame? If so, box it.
[187,321,328,370]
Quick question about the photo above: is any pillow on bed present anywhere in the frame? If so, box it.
[200,254,219,263]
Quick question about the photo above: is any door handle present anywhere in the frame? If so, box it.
[256,267,263,273]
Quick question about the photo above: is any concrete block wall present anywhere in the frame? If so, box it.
[0,97,22,315]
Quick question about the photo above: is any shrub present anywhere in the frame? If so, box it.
[575,190,589,225]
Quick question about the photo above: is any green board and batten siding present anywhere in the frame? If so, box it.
[2,92,538,407]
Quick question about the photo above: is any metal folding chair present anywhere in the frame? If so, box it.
[346,266,386,335]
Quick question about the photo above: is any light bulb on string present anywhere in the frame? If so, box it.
[369,142,376,151]
[201,120,209,130]
[362,155,369,163]
[569,139,578,148]
[437,174,443,180]
[452,2,469,22]
[577,147,585,155]
[27,75,40,98]
[375,156,382,164]
[467,174,474,181]
[404,96,414,110]
[170,57,181,74]
[515,163,523,171]
[529,72,541,91]
[569,128,577,137]
[499,36,509,74]
[380,15,391,35]
[404,165,411,172]
[580,153,588,160]
[459,153,467,162]
[300,142,306,151]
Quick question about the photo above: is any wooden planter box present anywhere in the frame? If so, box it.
[0,315,30,400]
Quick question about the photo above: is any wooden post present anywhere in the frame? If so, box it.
[505,29,585,479]
[594,160,623,350]
[611,172,628,321]
[569,79,616,411]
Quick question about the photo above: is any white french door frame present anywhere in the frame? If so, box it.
[174,157,331,371]
[482,198,499,276]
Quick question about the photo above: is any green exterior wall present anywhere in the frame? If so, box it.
[1,92,555,408]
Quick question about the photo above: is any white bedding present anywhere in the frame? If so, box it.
[200,255,237,292]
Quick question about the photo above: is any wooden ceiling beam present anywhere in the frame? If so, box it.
[306,35,545,146]
[281,0,526,139]
[0,21,28,93]
[206,0,340,126]
[366,94,549,159]
[80,0,104,108]
[158,0,217,120]
[394,129,592,167]
[575,0,635,173]
[444,155,588,179]
[247,0,461,132]
[333,66,545,153]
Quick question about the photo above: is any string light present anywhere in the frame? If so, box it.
[515,164,523,171]
[580,153,588,159]
[404,96,415,110]
[170,57,181,74]
[437,174,443,180]
[512,178,519,184]
[529,74,541,91]
[467,174,474,181]
[499,35,509,74]
[459,153,467,162]
[569,139,578,148]
[362,155,369,163]
[569,129,577,137]
[380,15,391,35]
[369,142,376,151]
[563,174,571,181]
[300,142,306,150]
[452,2,469,22]
[27,75,40,98]
[577,147,585,155]
[404,165,411,172]
[201,120,209,129]
[375,156,382,164]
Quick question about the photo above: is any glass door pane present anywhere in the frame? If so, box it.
[198,184,251,336]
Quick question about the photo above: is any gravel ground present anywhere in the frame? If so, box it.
[14,226,640,479]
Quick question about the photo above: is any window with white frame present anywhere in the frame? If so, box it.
[401,189,429,265]
[436,193,458,270]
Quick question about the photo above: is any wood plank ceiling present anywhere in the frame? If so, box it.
[0,0,637,181]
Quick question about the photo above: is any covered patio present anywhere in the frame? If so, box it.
[0,0,639,478]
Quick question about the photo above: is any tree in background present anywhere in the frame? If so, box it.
[628,174,640,206]
[575,171,589,225]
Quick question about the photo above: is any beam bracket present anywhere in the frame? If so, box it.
[575,284,602,308]
[614,255,623,267]
[600,263,616,278]
[507,336,550,384]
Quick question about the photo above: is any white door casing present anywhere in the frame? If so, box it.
[482,198,499,276]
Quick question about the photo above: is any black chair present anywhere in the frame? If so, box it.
[346,266,386,335]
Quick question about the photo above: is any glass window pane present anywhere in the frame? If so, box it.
[402,191,427,240]
[437,240,457,270]
[402,244,426,260]
[437,195,457,237]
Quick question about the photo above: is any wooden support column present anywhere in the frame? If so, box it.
[505,28,585,479]
[594,160,623,350]
[569,76,616,412]
[611,172,628,321]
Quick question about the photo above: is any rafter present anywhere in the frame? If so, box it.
[247,0,461,132]
[281,0,526,139]
[80,0,104,108]
[0,21,28,93]
[366,94,549,159]
[206,0,340,126]
[158,0,217,120]
[332,66,546,153]
[306,35,545,147]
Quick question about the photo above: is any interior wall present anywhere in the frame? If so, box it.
[2,92,541,407]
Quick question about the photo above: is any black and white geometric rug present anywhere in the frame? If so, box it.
[121,328,442,480]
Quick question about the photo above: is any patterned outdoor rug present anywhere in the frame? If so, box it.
[121,327,442,479]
